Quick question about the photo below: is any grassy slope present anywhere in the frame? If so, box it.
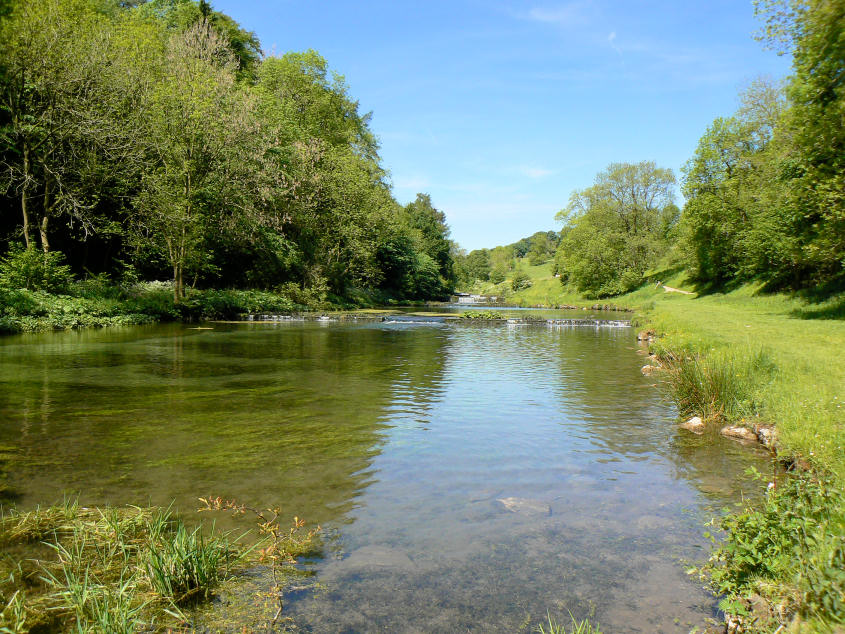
[462,259,845,481]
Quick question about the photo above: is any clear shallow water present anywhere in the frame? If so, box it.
[0,313,770,632]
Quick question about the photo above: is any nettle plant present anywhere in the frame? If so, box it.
[701,469,844,626]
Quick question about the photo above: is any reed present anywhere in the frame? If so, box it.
[536,611,603,634]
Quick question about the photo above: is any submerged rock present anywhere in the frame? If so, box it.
[680,416,705,434]
[720,425,758,442]
[496,497,551,516]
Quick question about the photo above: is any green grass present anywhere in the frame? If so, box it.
[0,499,318,632]
[536,611,603,634]
[632,278,845,482]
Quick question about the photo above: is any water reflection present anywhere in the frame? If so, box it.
[0,316,771,632]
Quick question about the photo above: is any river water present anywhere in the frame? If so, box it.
[0,308,770,632]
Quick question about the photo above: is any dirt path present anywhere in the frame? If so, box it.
[661,284,694,295]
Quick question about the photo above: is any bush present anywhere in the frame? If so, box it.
[511,271,532,291]
[0,244,75,293]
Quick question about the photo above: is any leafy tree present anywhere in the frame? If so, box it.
[461,249,491,284]
[136,0,261,79]
[129,20,262,301]
[757,0,845,285]
[257,51,379,161]
[555,161,676,297]
[527,231,555,265]
[680,78,800,286]
[400,193,455,291]
[0,0,117,252]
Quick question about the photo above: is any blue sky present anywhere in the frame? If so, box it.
[214,0,792,251]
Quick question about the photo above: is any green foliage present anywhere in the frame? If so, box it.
[760,0,845,286]
[459,310,505,320]
[681,0,845,290]
[458,248,491,285]
[555,161,676,298]
[511,270,532,291]
[489,267,507,284]
[680,80,802,287]
[0,0,451,306]
[0,244,75,293]
[703,472,845,627]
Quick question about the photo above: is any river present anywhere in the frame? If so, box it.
[0,308,771,632]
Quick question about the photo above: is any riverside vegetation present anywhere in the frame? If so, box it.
[0,498,319,632]
[2,0,844,632]
[0,0,457,333]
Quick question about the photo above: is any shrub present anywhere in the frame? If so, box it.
[511,271,532,291]
[0,244,74,293]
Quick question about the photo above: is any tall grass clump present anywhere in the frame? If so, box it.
[656,345,776,422]
[0,503,238,631]
[145,521,236,602]
[536,611,603,634]
[0,500,317,632]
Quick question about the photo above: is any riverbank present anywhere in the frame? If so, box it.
[0,282,439,335]
[461,263,845,631]
[633,281,844,632]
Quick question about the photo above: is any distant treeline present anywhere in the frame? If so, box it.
[0,0,455,303]
[453,230,560,287]
[460,0,845,299]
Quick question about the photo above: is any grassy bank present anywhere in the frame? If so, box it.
[0,499,318,632]
[634,277,844,632]
[461,261,844,630]
[0,282,306,335]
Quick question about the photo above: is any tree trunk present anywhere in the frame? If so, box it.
[40,215,50,253]
[21,145,31,249]
[173,263,181,304]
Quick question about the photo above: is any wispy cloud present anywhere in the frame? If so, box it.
[519,166,555,179]
[524,2,590,26]
[607,30,622,56]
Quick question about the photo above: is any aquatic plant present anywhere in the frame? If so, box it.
[536,611,603,634]
[459,310,505,320]
[198,496,320,627]
[144,520,236,603]
[0,501,269,632]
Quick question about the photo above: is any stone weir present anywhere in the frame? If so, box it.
[235,314,631,328]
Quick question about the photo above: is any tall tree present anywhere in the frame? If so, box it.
[0,0,115,251]
[555,161,676,297]
[130,20,261,300]
[680,79,798,285]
